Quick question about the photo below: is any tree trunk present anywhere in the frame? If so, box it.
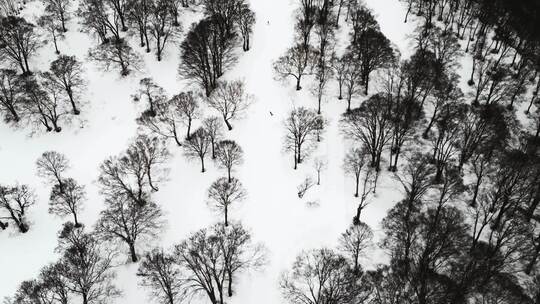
[227,269,233,296]
[73,212,81,227]
[354,174,360,197]
[224,204,228,226]
[67,88,80,115]
[200,156,206,173]
[224,118,233,130]
[129,241,138,262]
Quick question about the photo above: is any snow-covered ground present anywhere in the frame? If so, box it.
[1,0,428,302]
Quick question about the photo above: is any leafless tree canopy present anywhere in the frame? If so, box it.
[207,177,246,226]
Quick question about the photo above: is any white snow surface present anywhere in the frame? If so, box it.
[1,0,422,302]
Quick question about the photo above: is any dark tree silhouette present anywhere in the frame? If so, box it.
[284,107,325,169]
[95,194,164,262]
[273,43,317,91]
[88,39,141,76]
[0,183,35,233]
[179,17,237,96]
[41,0,71,32]
[214,140,243,182]
[132,77,167,117]
[37,13,65,54]
[207,80,251,130]
[203,116,224,159]
[207,177,246,226]
[49,178,86,227]
[137,249,183,304]
[57,223,120,304]
[173,91,200,139]
[341,94,392,171]
[338,222,373,273]
[43,55,85,115]
[0,16,41,75]
[36,150,70,190]
[0,69,25,123]
[183,127,211,172]
[280,248,371,304]
[236,3,255,51]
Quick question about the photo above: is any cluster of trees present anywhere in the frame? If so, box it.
[280,222,374,304]
[329,0,540,302]
[0,15,85,132]
[178,0,255,96]
[0,183,36,233]
[138,222,265,304]
[96,134,170,262]
[10,223,121,304]
[77,0,189,73]
[36,151,87,227]
[274,0,394,114]
[135,77,251,171]
[400,0,540,112]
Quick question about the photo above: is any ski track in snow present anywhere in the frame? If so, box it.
[1,0,422,302]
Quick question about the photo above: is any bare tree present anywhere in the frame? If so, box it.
[88,39,141,76]
[332,53,348,100]
[343,147,368,198]
[37,12,65,54]
[36,151,70,190]
[23,75,71,132]
[338,222,373,273]
[311,58,333,114]
[342,52,363,112]
[42,55,85,115]
[207,177,246,226]
[284,107,326,169]
[132,77,167,117]
[273,43,317,90]
[95,194,164,262]
[215,140,243,182]
[129,134,171,191]
[49,178,86,227]
[183,127,211,172]
[137,96,184,146]
[58,223,120,304]
[0,183,35,233]
[341,94,392,171]
[38,262,70,304]
[280,248,370,304]
[203,116,224,159]
[0,16,42,75]
[126,0,152,52]
[172,222,264,304]
[149,0,179,61]
[179,17,237,96]
[214,221,266,296]
[207,80,251,130]
[297,176,315,198]
[313,157,327,185]
[173,91,200,139]
[236,3,255,51]
[137,248,183,304]
[98,154,150,207]
[0,68,25,123]
[41,0,70,32]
